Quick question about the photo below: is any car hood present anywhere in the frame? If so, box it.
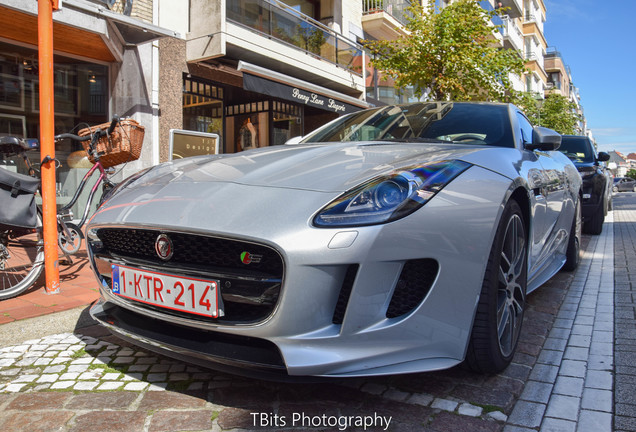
[122,142,512,194]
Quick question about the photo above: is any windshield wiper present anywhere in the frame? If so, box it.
[381,137,452,144]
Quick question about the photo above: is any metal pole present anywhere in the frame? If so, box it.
[38,0,60,294]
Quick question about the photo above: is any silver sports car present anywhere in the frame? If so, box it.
[88,102,582,379]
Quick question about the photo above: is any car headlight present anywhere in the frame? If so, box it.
[314,160,471,227]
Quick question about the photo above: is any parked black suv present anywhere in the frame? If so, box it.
[559,135,612,235]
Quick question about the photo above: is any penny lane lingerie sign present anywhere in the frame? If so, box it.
[242,74,361,115]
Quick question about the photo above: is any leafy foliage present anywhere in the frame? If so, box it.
[515,92,581,134]
[626,169,636,180]
[364,0,526,101]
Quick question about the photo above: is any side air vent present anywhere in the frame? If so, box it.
[332,264,359,325]
[386,259,439,319]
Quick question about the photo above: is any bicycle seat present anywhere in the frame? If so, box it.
[0,136,38,157]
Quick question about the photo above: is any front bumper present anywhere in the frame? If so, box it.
[87,167,512,378]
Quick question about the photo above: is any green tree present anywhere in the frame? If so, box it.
[626,169,636,180]
[516,92,581,134]
[365,0,526,101]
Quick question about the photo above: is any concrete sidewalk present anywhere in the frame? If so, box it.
[505,212,615,431]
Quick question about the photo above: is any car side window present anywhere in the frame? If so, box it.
[516,112,534,146]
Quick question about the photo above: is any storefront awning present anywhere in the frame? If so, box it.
[0,0,178,63]
[238,61,370,115]
[65,0,180,45]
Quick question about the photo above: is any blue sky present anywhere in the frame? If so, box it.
[543,0,636,156]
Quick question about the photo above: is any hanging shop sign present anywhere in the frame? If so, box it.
[242,74,361,115]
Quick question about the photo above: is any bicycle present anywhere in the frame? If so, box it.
[0,116,125,300]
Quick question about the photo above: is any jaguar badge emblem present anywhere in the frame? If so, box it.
[155,234,173,261]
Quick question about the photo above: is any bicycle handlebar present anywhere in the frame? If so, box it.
[55,132,90,142]
[106,115,120,135]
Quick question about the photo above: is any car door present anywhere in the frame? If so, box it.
[515,112,566,273]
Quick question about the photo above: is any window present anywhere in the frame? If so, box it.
[516,112,534,146]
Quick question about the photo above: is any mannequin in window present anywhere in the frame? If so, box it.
[239,118,258,151]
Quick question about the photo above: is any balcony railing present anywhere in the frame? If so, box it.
[227,0,363,76]
[362,0,414,27]
[501,16,523,49]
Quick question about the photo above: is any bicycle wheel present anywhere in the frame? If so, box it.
[58,222,83,255]
[0,216,44,300]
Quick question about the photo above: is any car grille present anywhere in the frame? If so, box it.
[386,259,438,318]
[92,228,284,324]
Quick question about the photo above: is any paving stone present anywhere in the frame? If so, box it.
[577,410,612,432]
[149,410,215,432]
[124,382,150,391]
[0,411,74,432]
[431,398,458,412]
[559,360,587,378]
[529,364,559,383]
[36,374,59,383]
[581,388,613,413]
[97,381,125,391]
[217,407,258,430]
[407,393,434,406]
[11,374,38,383]
[428,411,501,432]
[361,382,386,395]
[545,394,580,422]
[67,392,138,409]
[147,373,168,383]
[553,376,584,398]
[537,349,564,366]
[69,411,147,432]
[138,390,207,410]
[7,392,70,410]
[458,403,483,417]
[540,417,576,432]
[508,401,546,428]
[383,389,410,402]
[73,381,99,391]
[50,381,75,389]
[520,380,553,404]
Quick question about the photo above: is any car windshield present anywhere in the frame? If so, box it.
[301,102,514,148]
[558,137,594,163]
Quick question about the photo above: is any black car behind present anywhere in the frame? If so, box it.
[559,135,612,235]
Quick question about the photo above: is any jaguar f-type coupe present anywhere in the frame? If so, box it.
[88,102,581,379]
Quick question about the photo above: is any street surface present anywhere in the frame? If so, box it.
[0,192,635,432]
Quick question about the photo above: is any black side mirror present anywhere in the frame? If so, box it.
[526,127,562,151]
[597,152,610,162]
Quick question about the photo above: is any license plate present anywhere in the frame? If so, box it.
[111,264,220,318]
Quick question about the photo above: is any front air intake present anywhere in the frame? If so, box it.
[386,259,438,318]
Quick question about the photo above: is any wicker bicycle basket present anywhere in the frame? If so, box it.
[78,119,145,168]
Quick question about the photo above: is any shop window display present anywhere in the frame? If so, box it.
[0,42,108,220]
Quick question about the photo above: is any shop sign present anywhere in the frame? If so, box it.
[243,74,361,115]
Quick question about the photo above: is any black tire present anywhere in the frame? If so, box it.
[465,200,527,373]
[0,216,45,300]
[563,199,581,271]
[583,198,604,235]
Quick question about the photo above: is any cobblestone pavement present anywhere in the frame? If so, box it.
[613,194,636,432]
[0,206,623,432]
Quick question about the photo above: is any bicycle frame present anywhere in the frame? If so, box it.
[58,161,110,230]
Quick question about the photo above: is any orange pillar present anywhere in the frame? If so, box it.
[38,0,60,294]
